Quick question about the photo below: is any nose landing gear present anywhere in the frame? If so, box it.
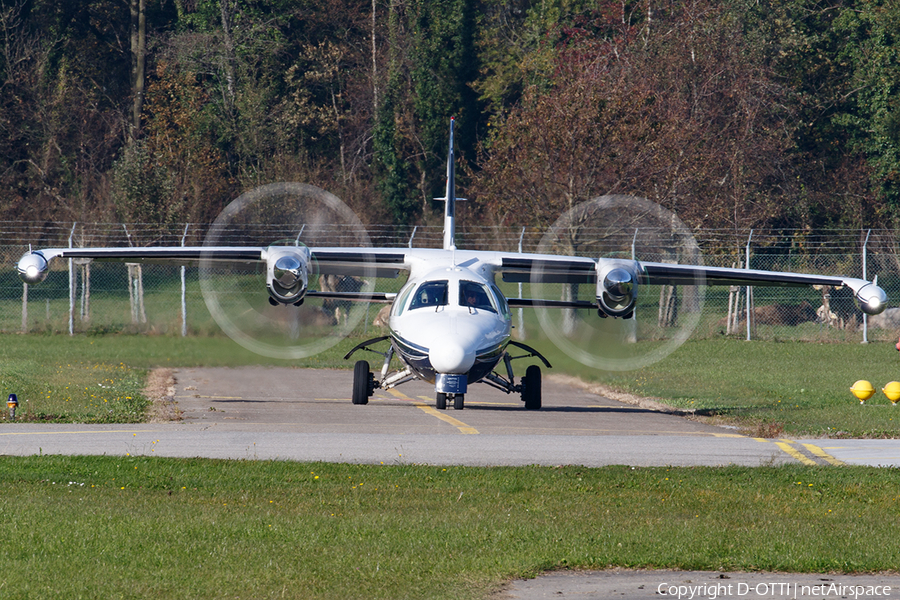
[435,393,465,410]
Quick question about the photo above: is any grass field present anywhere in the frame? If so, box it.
[540,338,900,438]
[0,456,898,600]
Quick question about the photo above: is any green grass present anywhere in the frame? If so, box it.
[0,457,897,599]
[532,338,900,438]
[0,333,355,423]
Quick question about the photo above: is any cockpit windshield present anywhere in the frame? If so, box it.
[408,280,449,310]
[459,280,497,313]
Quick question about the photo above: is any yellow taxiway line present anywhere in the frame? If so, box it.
[0,429,151,436]
[774,441,817,465]
[381,389,479,434]
[802,442,846,466]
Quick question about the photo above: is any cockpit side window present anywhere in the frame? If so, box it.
[408,280,449,310]
[459,280,497,313]
[392,282,416,316]
[490,284,510,317]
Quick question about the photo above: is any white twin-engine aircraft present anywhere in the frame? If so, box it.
[17,119,888,411]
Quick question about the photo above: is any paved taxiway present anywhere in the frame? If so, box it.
[0,366,886,467]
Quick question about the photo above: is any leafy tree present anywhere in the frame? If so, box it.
[372,0,416,226]
[832,2,900,223]
[408,0,479,199]
[372,0,480,225]
[472,0,795,233]
[110,138,174,224]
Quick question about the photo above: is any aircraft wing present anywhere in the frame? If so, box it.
[18,246,408,273]
[16,245,888,315]
[16,245,412,306]
[499,256,597,284]
[638,261,862,289]
[307,249,407,279]
[496,253,887,317]
[19,246,407,278]
[18,246,262,264]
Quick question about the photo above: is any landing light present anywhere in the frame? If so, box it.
[7,394,17,420]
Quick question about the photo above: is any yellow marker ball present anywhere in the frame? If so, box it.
[850,380,875,403]
[883,381,900,404]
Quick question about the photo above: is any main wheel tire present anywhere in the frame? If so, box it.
[453,393,464,410]
[436,392,447,410]
[522,365,541,410]
[352,360,371,405]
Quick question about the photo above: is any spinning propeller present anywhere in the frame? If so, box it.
[531,195,706,371]
[199,182,375,359]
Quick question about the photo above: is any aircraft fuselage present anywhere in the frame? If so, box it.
[387,262,511,394]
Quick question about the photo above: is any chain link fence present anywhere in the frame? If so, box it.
[2,222,899,344]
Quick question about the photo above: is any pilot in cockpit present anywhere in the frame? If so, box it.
[460,281,492,311]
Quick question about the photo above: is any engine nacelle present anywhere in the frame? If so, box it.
[17,252,49,284]
[264,246,310,305]
[853,281,887,316]
[596,261,638,317]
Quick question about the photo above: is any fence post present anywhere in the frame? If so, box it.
[21,282,27,333]
[626,228,638,343]
[862,229,871,344]
[745,229,753,342]
[68,223,76,336]
[516,226,526,339]
[181,223,189,337]
[123,224,147,325]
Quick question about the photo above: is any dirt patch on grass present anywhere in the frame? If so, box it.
[143,368,182,422]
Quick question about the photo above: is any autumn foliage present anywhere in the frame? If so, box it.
[0,0,896,232]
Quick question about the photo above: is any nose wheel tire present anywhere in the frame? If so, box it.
[522,365,541,410]
[352,360,373,405]
[436,393,464,410]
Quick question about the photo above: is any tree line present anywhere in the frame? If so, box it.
[1,0,898,239]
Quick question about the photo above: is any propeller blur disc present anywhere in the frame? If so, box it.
[199,182,374,359]
[532,195,705,371]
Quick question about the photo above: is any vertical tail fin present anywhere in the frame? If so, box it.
[442,118,456,250]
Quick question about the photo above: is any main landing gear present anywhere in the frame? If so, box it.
[345,337,551,411]
[352,360,376,405]
[346,337,415,406]
[521,364,541,410]
[480,341,550,411]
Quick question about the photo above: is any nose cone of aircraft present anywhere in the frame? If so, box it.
[429,342,476,374]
